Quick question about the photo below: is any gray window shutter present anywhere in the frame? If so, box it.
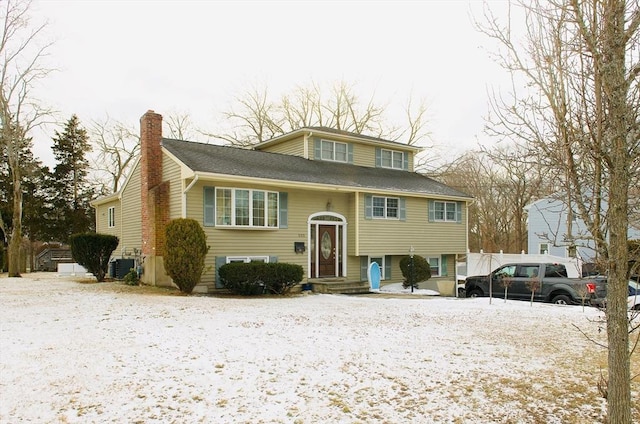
[314,138,321,160]
[347,143,354,163]
[269,256,278,263]
[375,147,381,167]
[360,256,368,281]
[279,192,288,228]
[215,256,226,288]
[440,254,448,276]
[204,187,215,226]
[428,200,435,222]
[403,152,409,170]
[365,195,373,219]
[456,202,462,223]
[385,255,392,280]
[399,198,406,221]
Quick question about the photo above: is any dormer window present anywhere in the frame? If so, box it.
[381,149,405,169]
[376,147,408,170]
[320,139,348,162]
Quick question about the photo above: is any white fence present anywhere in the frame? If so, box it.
[57,263,92,277]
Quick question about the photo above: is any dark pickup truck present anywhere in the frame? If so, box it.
[465,263,604,305]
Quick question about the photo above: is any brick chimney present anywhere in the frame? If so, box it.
[140,110,167,257]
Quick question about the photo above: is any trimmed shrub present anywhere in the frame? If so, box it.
[218,262,304,295]
[218,262,267,295]
[163,218,209,294]
[123,268,139,286]
[399,254,431,289]
[268,262,304,294]
[69,233,119,282]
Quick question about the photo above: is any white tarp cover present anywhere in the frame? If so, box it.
[457,252,583,280]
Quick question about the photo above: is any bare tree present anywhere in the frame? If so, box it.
[213,84,283,146]
[88,117,139,194]
[208,79,432,148]
[476,1,639,420]
[433,146,547,253]
[0,0,53,277]
[165,111,196,141]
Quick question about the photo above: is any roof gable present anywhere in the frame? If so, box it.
[254,127,422,153]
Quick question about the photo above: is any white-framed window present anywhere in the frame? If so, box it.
[372,196,399,219]
[320,139,348,162]
[434,201,457,222]
[369,256,386,279]
[428,257,441,276]
[107,206,115,228]
[380,149,405,170]
[538,243,549,254]
[226,256,270,264]
[216,188,278,227]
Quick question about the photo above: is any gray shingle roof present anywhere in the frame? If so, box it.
[161,138,472,199]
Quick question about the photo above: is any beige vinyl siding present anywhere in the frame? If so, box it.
[119,162,142,257]
[258,135,305,157]
[186,181,352,284]
[162,154,182,220]
[358,194,467,256]
[95,200,120,238]
[351,143,375,167]
[345,256,365,282]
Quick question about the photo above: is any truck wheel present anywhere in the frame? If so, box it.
[551,294,571,305]
[468,288,483,298]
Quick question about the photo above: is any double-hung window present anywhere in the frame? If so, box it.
[434,201,457,222]
[372,196,399,219]
[107,207,116,228]
[216,188,278,228]
[381,149,405,169]
[428,257,440,277]
[320,140,348,162]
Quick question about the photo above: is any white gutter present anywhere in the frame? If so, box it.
[182,175,199,217]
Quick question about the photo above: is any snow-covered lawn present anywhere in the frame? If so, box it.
[0,274,637,423]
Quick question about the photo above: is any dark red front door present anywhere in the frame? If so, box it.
[318,225,336,277]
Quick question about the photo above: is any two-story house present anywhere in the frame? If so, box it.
[91,110,473,293]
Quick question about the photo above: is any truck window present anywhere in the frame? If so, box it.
[518,266,540,278]
[494,265,516,278]
[544,264,568,278]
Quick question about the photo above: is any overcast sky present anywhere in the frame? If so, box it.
[30,0,510,167]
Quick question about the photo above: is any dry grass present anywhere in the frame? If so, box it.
[2,273,640,423]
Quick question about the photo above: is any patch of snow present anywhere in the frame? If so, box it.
[0,274,623,423]
[379,282,440,296]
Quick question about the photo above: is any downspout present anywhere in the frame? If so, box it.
[304,132,312,159]
[182,175,199,218]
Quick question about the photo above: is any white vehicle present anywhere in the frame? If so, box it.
[592,279,640,310]
[628,280,640,310]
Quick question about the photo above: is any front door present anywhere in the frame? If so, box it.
[318,225,336,277]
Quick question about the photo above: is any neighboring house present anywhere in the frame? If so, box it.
[524,196,640,261]
[91,110,473,293]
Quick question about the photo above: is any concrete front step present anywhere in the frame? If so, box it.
[310,280,371,294]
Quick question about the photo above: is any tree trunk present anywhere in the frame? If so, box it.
[8,173,22,277]
[602,0,631,421]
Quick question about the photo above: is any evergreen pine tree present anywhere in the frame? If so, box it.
[1,127,52,269]
[50,115,95,242]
